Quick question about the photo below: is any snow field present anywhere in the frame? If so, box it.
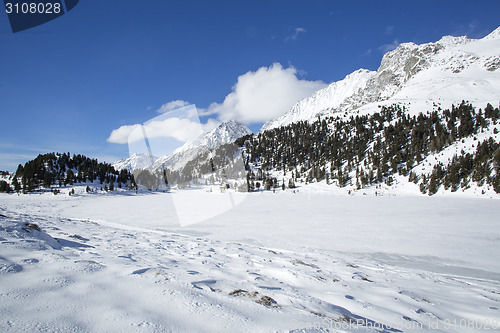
[0,192,499,332]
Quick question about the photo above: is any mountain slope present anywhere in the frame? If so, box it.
[261,69,375,131]
[112,153,157,173]
[114,121,252,173]
[152,120,251,172]
[244,101,500,197]
[262,26,500,131]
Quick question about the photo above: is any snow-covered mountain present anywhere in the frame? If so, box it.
[114,121,252,172]
[262,26,500,131]
[153,120,251,171]
[112,153,157,172]
[261,69,375,130]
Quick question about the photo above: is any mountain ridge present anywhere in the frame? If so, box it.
[113,120,252,172]
[262,26,500,131]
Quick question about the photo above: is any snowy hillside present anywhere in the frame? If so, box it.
[153,120,251,172]
[238,99,500,203]
[261,69,375,131]
[262,26,500,130]
[113,121,252,172]
[112,153,157,173]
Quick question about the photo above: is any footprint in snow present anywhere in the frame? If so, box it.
[118,254,136,262]
[352,272,373,282]
[131,267,168,276]
[191,279,218,292]
[132,268,152,275]
[258,285,282,291]
[415,308,440,319]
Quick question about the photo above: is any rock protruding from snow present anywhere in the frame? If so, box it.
[261,25,500,131]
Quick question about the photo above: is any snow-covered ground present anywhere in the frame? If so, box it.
[1,191,499,332]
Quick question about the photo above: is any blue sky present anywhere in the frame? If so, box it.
[0,0,499,170]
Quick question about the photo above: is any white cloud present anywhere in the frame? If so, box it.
[107,118,205,144]
[385,25,394,35]
[202,118,220,133]
[157,100,190,113]
[108,64,325,143]
[378,39,400,53]
[208,63,326,125]
[285,27,306,41]
[143,118,203,142]
[107,124,142,144]
[197,106,216,117]
[107,101,221,146]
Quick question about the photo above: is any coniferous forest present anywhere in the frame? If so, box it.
[3,152,136,194]
[238,102,500,195]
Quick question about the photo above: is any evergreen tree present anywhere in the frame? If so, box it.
[0,180,12,193]
[12,177,21,193]
[428,174,438,196]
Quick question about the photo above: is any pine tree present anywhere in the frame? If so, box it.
[0,180,12,193]
[66,169,74,185]
[12,177,20,193]
[428,174,438,196]
[43,172,52,188]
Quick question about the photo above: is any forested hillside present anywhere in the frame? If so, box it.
[240,102,500,195]
[2,153,136,194]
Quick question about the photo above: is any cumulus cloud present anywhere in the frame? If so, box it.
[202,118,220,132]
[378,39,400,53]
[107,100,222,146]
[285,27,306,41]
[143,118,204,142]
[107,118,205,144]
[157,100,190,113]
[208,63,326,125]
[108,64,326,144]
[107,124,142,144]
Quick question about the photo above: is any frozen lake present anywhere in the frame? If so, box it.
[1,191,499,332]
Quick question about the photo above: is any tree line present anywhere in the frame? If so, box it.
[4,152,136,194]
[237,102,500,194]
